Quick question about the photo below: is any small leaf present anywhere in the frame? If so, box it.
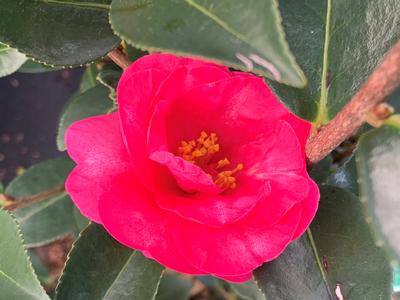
[0,209,50,300]
[80,64,100,93]
[0,42,27,78]
[110,0,306,87]
[5,158,78,246]
[155,273,193,300]
[253,235,330,300]
[311,186,392,299]
[0,0,119,66]
[55,223,164,300]
[57,85,114,151]
[357,124,400,263]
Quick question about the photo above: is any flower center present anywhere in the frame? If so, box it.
[178,131,243,190]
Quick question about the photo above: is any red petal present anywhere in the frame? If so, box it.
[65,113,131,223]
[291,176,320,240]
[175,204,302,277]
[98,171,204,275]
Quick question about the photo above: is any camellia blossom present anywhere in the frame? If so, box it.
[65,54,319,282]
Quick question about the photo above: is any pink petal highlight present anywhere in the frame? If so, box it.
[65,113,131,223]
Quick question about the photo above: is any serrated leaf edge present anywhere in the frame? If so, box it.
[108,1,305,87]
[0,209,50,300]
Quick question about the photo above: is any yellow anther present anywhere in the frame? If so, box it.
[178,131,220,162]
[216,158,230,169]
[214,163,243,190]
[178,132,243,190]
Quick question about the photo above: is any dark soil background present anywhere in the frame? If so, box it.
[0,69,83,184]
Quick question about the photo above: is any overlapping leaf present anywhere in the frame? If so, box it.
[0,209,50,300]
[269,0,400,122]
[0,0,119,66]
[110,0,306,87]
[5,158,79,246]
[56,224,164,300]
[0,43,27,78]
[357,124,400,263]
[57,85,114,151]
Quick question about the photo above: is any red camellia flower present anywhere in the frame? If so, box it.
[65,54,319,282]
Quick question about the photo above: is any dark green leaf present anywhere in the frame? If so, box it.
[110,0,306,87]
[28,250,50,286]
[0,0,119,66]
[326,155,358,195]
[155,273,193,300]
[73,206,90,232]
[5,157,73,198]
[5,158,78,246]
[14,194,79,247]
[230,279,266,300]
[0,42,27,77]
[311,186,392,299]
[80,64,100,93]
[57,85,114,151]
[357,124,400,263]
[18,59,61,73]
[55,223,164,300]
[0,209,50,300]
[253,235,330,300]
[309,156,333,185]
[270,0,400,121]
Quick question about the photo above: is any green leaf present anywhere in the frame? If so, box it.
[57,85,114,151]
[55,223,164,300]
[110,0,306,87]
[230,279,266,300]
[0,209,50,300]
[0,43,27,78]
[80,64,100,93]
[13,194,79,247]
[18,59,61,73]
[269,0,400,122]
[253,235,330,300]
[0,0,119,66]
[5,158,78,247]
[357,124,400,263]
[5,157,73,198]
[326,155,358,195]
[28,250,50,286]
[309,156,333,185]
[155,273,193,300]
[73,206,90,232]
[311,186,392,299]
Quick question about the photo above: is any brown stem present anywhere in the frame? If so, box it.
[2,185,65,211]
[107,48,131,70]
[306,41,400,165]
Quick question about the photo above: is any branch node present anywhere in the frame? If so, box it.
[366,103,394,128]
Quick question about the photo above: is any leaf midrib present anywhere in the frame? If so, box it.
[0,270,49,300]
[101,252,138,299]
[184,0,305,84]
[37,0,109,9]
[314,0,332,126]
[17,192,67,223]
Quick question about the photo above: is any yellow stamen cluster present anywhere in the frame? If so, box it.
[178,131,243,190]
[178,131,219,162]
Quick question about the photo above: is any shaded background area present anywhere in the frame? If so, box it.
[0,69,83,184]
